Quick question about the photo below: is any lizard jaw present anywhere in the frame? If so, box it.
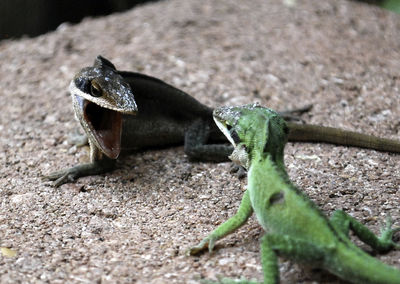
[74,95,123,159]
[84,99,122,159]
[213,117,236,147]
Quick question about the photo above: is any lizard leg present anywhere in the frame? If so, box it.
[330,210,400,252]
[229,164,247,179]
[184,118,233,162]
[203,234,326,284]
[277,104,312,123]
[45,156,116,187]
[199,278,259,284]
[45,140,117,186]
[259,234,328,284]
[258,234,280,284]
[188,190,253,255]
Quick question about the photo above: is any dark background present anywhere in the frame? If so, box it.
[0,0,157,40]
[0,0,398,40]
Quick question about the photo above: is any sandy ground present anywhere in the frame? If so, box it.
[0,0,399,283]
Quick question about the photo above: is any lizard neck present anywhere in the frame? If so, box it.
[248,151,290,193]
[250,144,287,179]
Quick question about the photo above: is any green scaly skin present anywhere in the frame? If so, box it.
[46,56,400,186]
[189,103,400,284]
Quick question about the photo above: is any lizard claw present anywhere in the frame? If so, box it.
[200,276,259,284]
[53,172,77,187]
[44,169,78,187]
[187,236,217,256]
[229,164,247,179]
[278,104,313,123]
[379,216,400,250]
[43,160,115,187]
[44,164,88,187]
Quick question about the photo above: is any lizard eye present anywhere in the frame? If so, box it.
[74,77,90,94]
[90,81,103,97]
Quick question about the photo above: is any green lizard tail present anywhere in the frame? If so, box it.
[287,122,400,153]
[327,242,400,284]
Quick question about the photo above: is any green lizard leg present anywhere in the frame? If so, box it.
[201,234,327,284]
[259,234,280,284]
[258,234,328,284]
[45,157,116,187]
[184,118,233,162]
[198,276,265,283]
[200,277,260,284]
[264,234,326,264]
[189,190,253,255]
[330,210,400,252]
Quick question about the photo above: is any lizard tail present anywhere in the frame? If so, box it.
[326,243,400,284]
[287,122,400,153]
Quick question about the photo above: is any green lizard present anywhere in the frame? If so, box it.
[189,103,400,284]
[46,56,400,186]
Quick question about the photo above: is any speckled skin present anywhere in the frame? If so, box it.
[71,56,228,158]
[47,56,232,186]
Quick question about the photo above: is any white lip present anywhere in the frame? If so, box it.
[69,80,137,114]
[213,117,236,147]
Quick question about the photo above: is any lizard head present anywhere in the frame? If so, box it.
[69,55,138,159]
[213,103,288,169]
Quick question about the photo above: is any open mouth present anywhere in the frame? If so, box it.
[83,99,123,159]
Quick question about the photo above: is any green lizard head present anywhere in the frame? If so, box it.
[213,103,288,169]
[69,55,138,159]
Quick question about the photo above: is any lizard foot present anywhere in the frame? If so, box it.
[200,276,259,284]
[44,159,116,187]
[187,236,218,256]
[229,164,247,179]
[379,216,400,250]
[44,167,82,187]
[278,104,313,123]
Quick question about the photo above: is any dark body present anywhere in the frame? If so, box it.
[118,71,228,159]
[47,56,400,186]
